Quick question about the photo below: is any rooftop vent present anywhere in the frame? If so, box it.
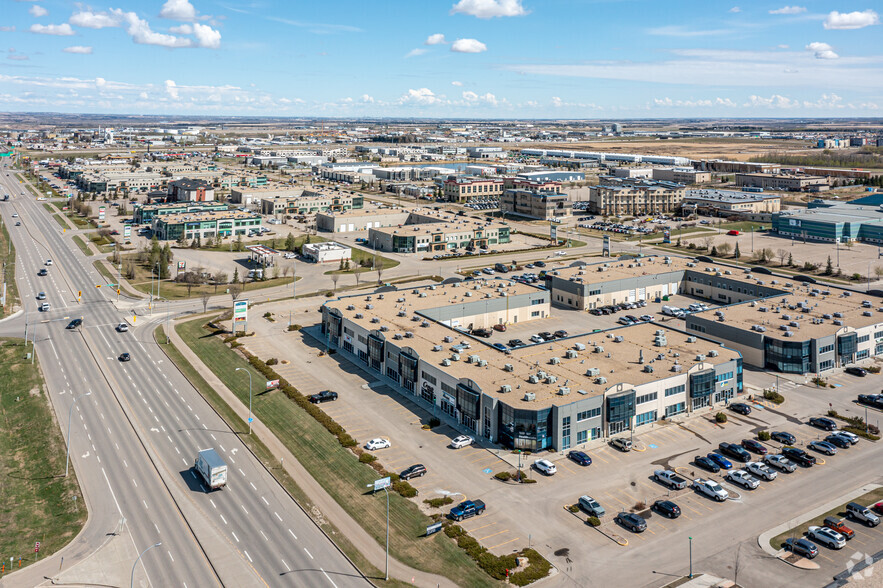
[546,375,557,384]
[565,349,578,359]
[393,333,403,340]
[370,317,380,324]
[366,304,374,310]
[523,392,536,402]
[613,335,624,343]
[557,386,571,395]
[574,343,586,351]
[695,354,706,361]
[503,363,514,372]
[432,345,443,352]
[594,346,604,353]
[528,374,540,384]
[863,311,873,317]
[346,305,356,311]
[686,336,697,343]
[478,359,488,367]
[833,312,843,318]
[594,376,607,385]
[451,353,460,361]
[354,313,364,319]
[586,367,600,377]
[708,349,719,357]
[441,359,451,366]
[643,365,654,373]
[783,331,794,337]
[500,384,512,393]
[834,319,843,326]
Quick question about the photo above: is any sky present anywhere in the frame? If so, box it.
[1,0,882,118]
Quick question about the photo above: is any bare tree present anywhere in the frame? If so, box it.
[201,291,211,314]
[375,259,385,284]
[716,243,732,257]
[229,282,242,303]
[702,236,715,251]
[330,273,340,292]
[777,248,788,267]
[354,269,362,286]
[874,266,883,279]
[281,265,290,278]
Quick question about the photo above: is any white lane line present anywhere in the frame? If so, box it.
[288,529,297,540]
[231,531,239,543]
[250,482,257,491]
[185,430,191,438]
[210,499,216,509]
[154,523,161,535]
[182,457,188,466]
[194,414,200,421]
[241,504,248,515]
[321,568,338,588]
[132,478,138,488]
[113,441,118,449]
[123,460,128,468]
[167,551,174,563]
[210,434,216,441]
[142,500,148,510]
[167,435,173,443]
[244,550,252,563]
[304,548,313,560]
[259,530,268,541]
[274,511,282,522]
[96,455,100,463]
[238,468,245,477]
[175,447,180,455]
[261,496,269,506]
[281,559,290,572]
[220,514,227,525]
[219,445,225,452]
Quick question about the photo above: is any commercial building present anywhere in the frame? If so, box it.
[516,170,585,183]
[694,160,780,174]
[772,202,883,244]
[588,179,686,216]
[76,170,164,194]
[321,280,742,451]
[684,189,781,215]
[368,217,510,253]
[150,210,261,241]
[302,241,352,264]
[133,201,229,224]
[652,168,712,185]
[736,173,829,191]
[260,192,364,216]
[230,187,303,206]
[501,188,572,220]
[612,167,653,179]
[442,177,505,203]
[167,178,215,202]
[316,209,410,233]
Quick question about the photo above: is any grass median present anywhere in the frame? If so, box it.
[175,318,493,587]
[0,339,87,569]
[71,235,93,257]
[0,218,18,318]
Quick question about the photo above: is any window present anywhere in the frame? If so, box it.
[421,371,437,386]
[857,350,870,359]
[562,416,571,451]
[531,310,541,317]
[576,430,587,444]
[530,298,543,305]
[343,327,353,336]
[590,427,601,440]
[875,331,883,340]
[694,288,704,294]
[689,324,706,333]
[857,334,870,343]
[441,382,456,395]
[665,384,685,397]
[715,372,733,383]
[819,344,834,354]
[589,289,601,296]
[819,359,834,371]
[665,402,686,417]
[357,335,367,344]
[635,410,657,427]
[577,407,601,422]
[635,392,657,405]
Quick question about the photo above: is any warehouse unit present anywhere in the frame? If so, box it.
[150,210,261,241]
[368,218,510,253]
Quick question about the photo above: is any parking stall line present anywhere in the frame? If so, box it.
[602,492,631,509]
[590,452,610,464]
[477,529,510,542]
[677,501,703,517]
[463,522,496,534]
[488,537,519,550]
[556,461,580,475]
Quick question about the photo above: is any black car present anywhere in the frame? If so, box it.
[809,417,837,432]
[771,431,796,445]
[589,308,603,316]
[844,366,867,377]
[507,339,525,348]
[653,500,681,519]
[538,332,554,341]
[781,446,816,467]
[741,439,768,454]
[66,318,83,330]
[567,450,592,466]
[399,464,427,480]
[718,442,751,463]
[534,261,546,268]
[825,434,851,449]
[729,402,752,416]
[118,352,131,362]
[553,330,568,339]
[37,268,48,276]
[615,512,647,533]
[694,455,721,473]
[857,394,883,409]
[309,390,338,404]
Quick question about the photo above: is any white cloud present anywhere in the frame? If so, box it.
[29,5,48,17]
[69,10,120,29]
[729,6,741,13]
[360,94,374,103]
[63,45,93,54]
[451,0,528,18]
[405,48,427,57]
[95,77,106,87]
[160,0,198,21]
[769,6,806,15]
[451,80,463,86]
[400,87,443,105]
[451,38,487,53]
[8,54,29,61]
[139,91,148,100]
[777,44,790,49]
[112,10,192,47]
[425,33,446,45]
[30,23,74,36]
[165,79,179,99]
[191,23,221,48]
[824,10,879,30]
[803,93,843,109]
[169,24,193,34]
[461,91,497,105]
[806,42,838,59]
[745,94,799,108]
[653,96,738,108]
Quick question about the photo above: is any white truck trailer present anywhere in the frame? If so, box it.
[195,448,227,490]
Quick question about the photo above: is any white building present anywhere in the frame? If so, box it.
[302,241,352,264]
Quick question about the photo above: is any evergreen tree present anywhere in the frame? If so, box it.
[733,243,741,259]
[825,256,833,275]
[285,233,296,252]
[232,267,239,284]
[787,252,793,266]
[710,246,718,257]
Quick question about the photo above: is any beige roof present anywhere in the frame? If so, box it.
[158,210,259,223]
[551,255,696,282]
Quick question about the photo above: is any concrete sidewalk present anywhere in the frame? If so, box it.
[164,316,458,588]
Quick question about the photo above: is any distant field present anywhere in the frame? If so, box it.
[523,138,814,161]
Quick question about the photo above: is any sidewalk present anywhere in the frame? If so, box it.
[164,317,458,588]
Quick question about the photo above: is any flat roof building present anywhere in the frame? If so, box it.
[442,177,505,203]
[501,188,572,220]
[685,189,781,215]
[736,173,829,191]
[302,241,352,264]
[168,178,215,202]
[368,218,510,253]
[589,178,686,216]
[151,209,261,241]
[133,201,229,224]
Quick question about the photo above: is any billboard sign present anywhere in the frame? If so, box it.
[602,235,611,256]
[550,223,558,244]
[177,261,186,270]
[372,477,391,492]
[233,300,248,323]
[98,206,106,221]
[266,379,279,389]
[123,225,131,238]
[662,229,671,244]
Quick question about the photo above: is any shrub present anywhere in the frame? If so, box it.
[445,524,465,539]
[586,516,601,527]
[567,504,579,513]
[392,480,417,498]
[522,477,537,484]
[287,324,302,331]
[758,430,771,441]
[428,417,441,428]
[325,291,334,297]
[715,412,728,423]
[359,453,376,464]
[338,433,357,447]
[266,357,278,366]
[424,496,454,508]
[494,471,512,481]
[263,311,272,318]
[510,549,553,587]
[867,366,881,374]
[762,389,784,404]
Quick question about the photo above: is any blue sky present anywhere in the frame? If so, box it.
[1,0,881,118]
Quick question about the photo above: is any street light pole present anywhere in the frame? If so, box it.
[130,542,161,588]
[66,392,92,476]
[235,367,253,434]
[688,536,693,578]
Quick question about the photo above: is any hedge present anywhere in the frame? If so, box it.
[715,412,728,423]
[440,523,551,584]
[758,430,771,441]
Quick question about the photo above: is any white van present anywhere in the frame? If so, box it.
[662,306,681,317]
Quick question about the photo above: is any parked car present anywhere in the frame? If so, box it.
[844,366,868,377]
[534,459,557,475]
[309,390,338,403]
[492,324,507,332]
[692,478,729,502]
[615,512,647,533]
[578,495,605,517]
[825,434,852,449]
[399,464,427,480]
[610,437,632,452]
[835,431,859,445]
[653,500,681,519]
[846,502,880,526]
[449,500,485,522]
[654,469,688,490]
[770,431,796,445]
[807,526,846,550]
[726,470,760,489]
[764,454,797,472]
[808,440,838,456]
[741,439,768,454]
[729,402,752,416]
[823,517,855,540]
[529,334,544,343]
[365,438,391,451]
[783,538,818,559]
[809,417,837,432]
[538,332,554,341]
[742,462,776,481]
[718,442,751,463]
[450,435,474,449]
[553,330,568,339]
[507,339,525,348]
[567,450,592,466]
[857,394,883,409]
[707,452,733,470]
[694,455,720,473]
[781,447,816,467]
[472,328,492,338]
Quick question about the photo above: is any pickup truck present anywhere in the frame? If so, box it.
[692,478,729,502]
[449,500,486,522]
[654,469,688,490]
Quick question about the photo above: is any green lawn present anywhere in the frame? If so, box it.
[0,340,87,569]
[92,260,142,298]
[325,247,400,275]
[0,218,18,318]
[198,233,324,253]
[770,487,883,550]
[72,235,94,257]
[175,318,494,587]
[718,221,772,232]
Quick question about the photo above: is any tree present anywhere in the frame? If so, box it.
[214,271,228,293]
[787,252,793,267]
[201,291,211,314]
[710,246,718,257]
[733,242,741,259]
[229,282,242,303]
[716,243,731,257]
[777,248,788,267]
[235,234,244,252]
[160,243,173,279]
[232,267,239,284]
[874,266,883,280]
[285,233,296,252]
[702,236,714,251]
[330,273,340,292]
[375,259,385,284]
[824,256,834,275]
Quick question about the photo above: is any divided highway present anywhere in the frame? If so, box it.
[0,167,368,587]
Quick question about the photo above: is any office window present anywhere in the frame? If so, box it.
[577,407,602,421]
[589,289,601,296]
[665,402,686,417]
[635,410,657,427]
[421,372,437,386]
[635,392,657,405]
[531,311,541,317]
[665,384,685,397]
[857,335,870,344]
[819,344,834,354]
[576,430,587,444]
[531,298,544,305]
[715,372,733,383]
[819,359,834,371]
[857,350,870,359]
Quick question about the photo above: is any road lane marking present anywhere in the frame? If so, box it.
[250,482,257,491]
[274,511,282,522]
[282,560,290,572]
[167,551,174,563]
[210,499,216,509]
[321,568,338,588]
[244,550,253,563]
[220,514,227,525]
[289,529,297,540]
[132,478,137,488]
[232,531,239,543]
[241,504,248,515]
[304,548,313,559]
[142,500,148,510]
[262,496,269,506]
[260,530,268,541]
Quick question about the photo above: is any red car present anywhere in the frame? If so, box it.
[727,230,740,236]
[493,324,507,332]
[824,516,855,539]
[874,502,883,515]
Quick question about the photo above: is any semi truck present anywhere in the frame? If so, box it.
[195,448,227,490]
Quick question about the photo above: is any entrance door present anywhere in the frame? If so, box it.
[609,420,628,435]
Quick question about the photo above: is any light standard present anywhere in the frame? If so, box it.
[235,367,253,434]
[688,536,693,578]
[366,480,390,581]
[130,542,161,588]
[66,392,92,477]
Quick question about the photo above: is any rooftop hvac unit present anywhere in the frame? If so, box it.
[500,384,512,393]
[864,311,873,317]
[779,325,790,331]
[833,312,844,318]
[523,392,536,402]
[594,376,607,385]
[822,314,832,320]
[444,336,454,343]
[863,300,872,308]
[503,363,514,372]
[528,375,540,384]
[783,331,794,337]
[412,289,419,295]
[833,319,844,326]
[657,353,665,360]
[578,389,589,395]
[686,336,696,343]
[586,367,600,376]
[613,336,624,343]
[393,333,403,340]
[746,274,753,280]
[468,355,480,364]
[695,354,706,361]
[716,272,723,277]
[397,298,405,303]
[451,353,460,361]
[549,357,561,365]
[429,285,436,290]
[717,316,725,322]
[379,325,388,332]
[708,349,719,357]
[656,330,666,336]
[750,301,756,307]
[643,365,654,373]
[801,307,810,313]
[565,350,578,359]
[594,346,604,353]
[411,315,421,322]
[405,332,414,338]
[366,304,374,310]
[789,321,800,327]
[432,345,443,352]
[759,307,768,312]
[419,293,427,298]
[782,314,791,320]
[441,359,451,366]
[671,364,682,372]
[370,317,379,323]
[397,311,407,317]
[346,305,356,311]
[478,360,488,367]
[574,343,586,351]
[546,375,557,384]
[557,386,571,395]
[421,321,430,328]
[686,262,696,267]
[354,313,364,319]
[537,370,547,379]
[654,337,667,347]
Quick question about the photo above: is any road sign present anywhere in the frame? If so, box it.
[426,522,442,536]
[372,477,391,492]
[266,379,279,389]
[34,541,40,553]
[233,300,248,323]
[177,261,186,270]
[123,225,131,238]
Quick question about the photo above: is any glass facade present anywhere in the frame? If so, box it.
[764,338,811,373]
[606,391,636,427]
[837,333,857,364]
[455,381,481,423]
[367,334,384,371]
[498,403,552,451]
[689,370,715,399]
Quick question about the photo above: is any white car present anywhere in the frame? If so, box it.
[12,213,18,218]
[807,526,846,549]
[365,438,391,451]
[764,454,797,473]
[534,459,557,475]
[45,259,52,265]
[726,470,760,489]
[835,431,859,445]
[692,478,729,502]
[746,462,777,481]
[450,435,474,449]
[116,323,129,332]
[529,334,544,344]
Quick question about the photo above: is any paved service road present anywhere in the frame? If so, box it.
[0,165,368,587]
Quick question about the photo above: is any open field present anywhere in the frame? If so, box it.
[524,138,815,161]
